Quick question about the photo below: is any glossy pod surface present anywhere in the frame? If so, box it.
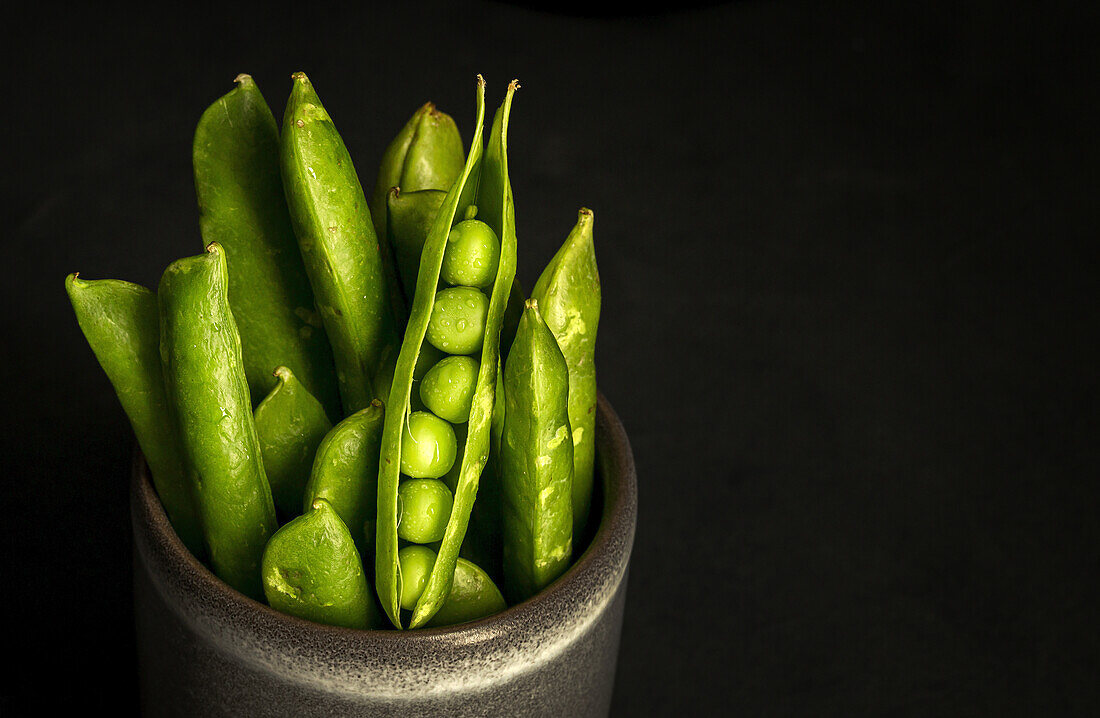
[501,300,574,602]
[303,400,385,556]
[193,74,340,419]
[424,557,506,628]
[370,102,465,307]
[65,274,204,557]
[531,208,601,541]
[281,72,397,413]
[157,243,277,600]
[262,498,379,629]
[253,366,333,517]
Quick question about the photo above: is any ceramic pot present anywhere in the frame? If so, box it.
[132,393,636,717]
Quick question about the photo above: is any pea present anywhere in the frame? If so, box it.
[441,219,500,288]
[397,479,454,543]
[425,287,488,355]
[399,411,457,479]
[398,545,437,611]
[419,355,480,423]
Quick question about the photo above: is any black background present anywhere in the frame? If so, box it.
[3,1,1097,714]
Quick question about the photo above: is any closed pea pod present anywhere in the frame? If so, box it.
[370,102,465,306]
[376,77,519,629]
[531,208,601,541]
[253,366,333,518]
[303,400,385,558]
[281,72,397,413]
[65,274,204,558]
[262,498,379,629]
[193,74,340,419]
[424,557,506,627]
[501,299,574,602]
[158,243,277,600]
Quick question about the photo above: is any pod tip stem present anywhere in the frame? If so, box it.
[234,73,252,85]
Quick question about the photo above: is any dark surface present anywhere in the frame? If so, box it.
[3,1,1097,715]
[131,394,632,717]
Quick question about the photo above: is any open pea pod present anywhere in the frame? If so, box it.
[375,76,519,629]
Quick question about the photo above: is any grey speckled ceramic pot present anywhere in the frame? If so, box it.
[132,393,636,717]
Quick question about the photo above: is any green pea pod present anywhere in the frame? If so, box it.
[501,299,574,603]
[302,399,385,558]
[459,358,504,582]
[461,276,524,583]
[531,208,601,541]
[386,187,448,298]
[193,74,339,420]
[370,103,464,309]
[254,366,333,518]
[424,557,506,628]
[158,243,277,600]
[376,77,519,629]
[281,72,397,413]
[370,102,465,213]
[65,274,204,558]
[262,498,379,629]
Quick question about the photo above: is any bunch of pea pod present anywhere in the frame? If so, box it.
[66,72,601,631]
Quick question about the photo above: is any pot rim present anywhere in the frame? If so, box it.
[132,391,636,646]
